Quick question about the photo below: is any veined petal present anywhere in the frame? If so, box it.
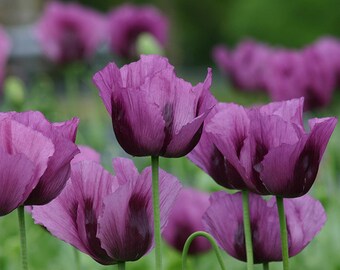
[93,62,123,115]
[205,103,250,189]
[0,118,55,198]
[0,149,34,216]
[98,165,181,261]
[72,161,119,264]
[112,157,139,185]
[110,87,165,156]
[31,181,86,254]
[163,113,205,157]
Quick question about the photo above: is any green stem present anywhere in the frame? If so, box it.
[263,262,269,270]
[73,247,81,270]
[17,206,28,270]
[276,196,289,270]
[242,190,254,270]
[151,156,162,270]
[117,262,126,270]
[182,231,226,270]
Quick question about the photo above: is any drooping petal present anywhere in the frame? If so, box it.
[0,149,34,216]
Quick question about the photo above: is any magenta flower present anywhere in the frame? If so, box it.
[36,1,105,64]
[0,26,11,88]
[311,37,340,85]
[190,98,337,197]
[302,44,336,109]
[162,187,211,255]
[107,4,168,59]
[264,49,309,105]
[213,40,272,91]
[31,158,181,265]
[203,191,326,264]
[93,55,215,157]
[212,45,232,78]
[0,111,79,216]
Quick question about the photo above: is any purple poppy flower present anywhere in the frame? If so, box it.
[212,45,232,78]
[107,4,168,59]
[311,37,340,87]
[229,40,272,91]
[0,111,79,216]
[36,1,105,64]
[301,44,336,109]
[213,40,272,91]
[162,187,211,255]
[31,157,181,265]
[264,49,310,105]
[93,54,215,157]
[203,191,326,264]
[0,26,11,89]
[190,98,337,197]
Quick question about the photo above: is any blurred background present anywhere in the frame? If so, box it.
[1,0,340,269]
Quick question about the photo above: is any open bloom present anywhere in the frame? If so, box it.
[189,98,337,197]
[0,26,11,89]
[107,4,168,59]
[93,54,215,157]
[203,191,326,264]
[0,111,79,216]
[32,157,181,265]
[162,187,211,255]
[36,1,105,64]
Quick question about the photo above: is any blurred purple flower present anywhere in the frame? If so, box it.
[213,40,272,91]
[312,37,340,84]
[93,55,215,157]
[203,191,326,264]
[36,1,105,64]
[190,98,337,197]
[162,187,211,255]
[302,44,337,109]
[212,45,232,77]
[108,4,168,59]
[0,111,79,216]
[31,158,181,265]
[264,49,309,105]
[0,26,11,88]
